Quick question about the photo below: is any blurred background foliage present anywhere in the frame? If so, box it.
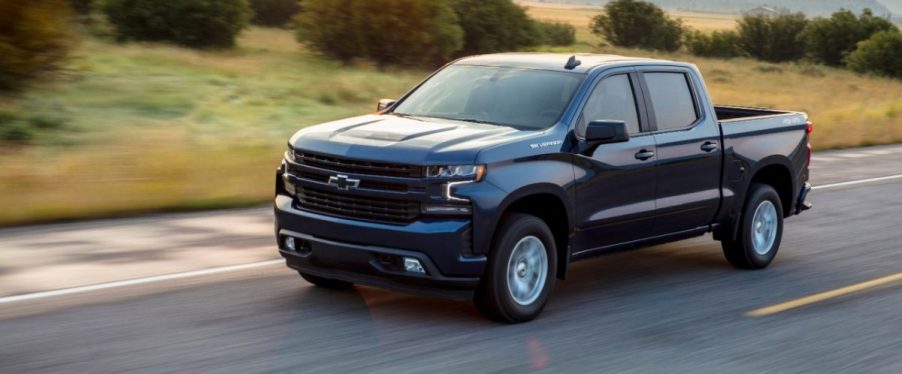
[102,0,251,48]
[0,0,75,92]
[249,0,302,27]
[0,0,899,225]
[296,0,464,66]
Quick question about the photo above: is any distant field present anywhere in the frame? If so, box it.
[519,1,738,32]
[0,17,900,225]
[526,2,902,150]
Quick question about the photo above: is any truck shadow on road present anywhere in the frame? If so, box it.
[292,237,733,325]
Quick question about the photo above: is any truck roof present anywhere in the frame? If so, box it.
[455,53,681,74]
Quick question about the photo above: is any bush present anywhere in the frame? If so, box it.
[0,0,74,91]
[449,0,544,54]
[799,9,896,67]
[590,0,684,51]
[296,0,463,66]
[70,0,92,15]
[103,0,251,49]
[736,12,809,62]
[249,0,300,27]
[845,30,902,78]
[536,21,576,46]
[686,30,741,58]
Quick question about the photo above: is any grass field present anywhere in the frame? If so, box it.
[526,3,902,150]
[0,5,900,226]
[519,1,738,32]
[0,29,429,225]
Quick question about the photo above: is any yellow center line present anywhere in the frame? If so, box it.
[745,273,902,317]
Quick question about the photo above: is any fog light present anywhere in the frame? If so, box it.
[422,204,471,215]
[403,257,426,274]
[284,236,296,251]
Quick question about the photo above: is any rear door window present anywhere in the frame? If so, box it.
[643,72,698,131]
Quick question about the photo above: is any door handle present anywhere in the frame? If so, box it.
[635,150,655,161]
[701,141,719,152]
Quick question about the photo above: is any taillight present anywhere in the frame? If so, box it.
[806,121,813,165]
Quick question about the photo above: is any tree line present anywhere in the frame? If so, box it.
[596,0,901,78]
[1,0,578,92]
[3,0,900,96]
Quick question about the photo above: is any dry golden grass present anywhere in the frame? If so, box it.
[1,17,900,226]
[519,1,737,32]
[526,3,902,150]
[0,28,428,226]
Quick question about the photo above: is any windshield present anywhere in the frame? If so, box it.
[393,65,584,130]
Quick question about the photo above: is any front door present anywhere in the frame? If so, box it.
[572,72,658,253]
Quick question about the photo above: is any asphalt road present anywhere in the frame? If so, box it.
[2,145,902,373]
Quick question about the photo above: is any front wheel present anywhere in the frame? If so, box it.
[475,213,557,323]
[721,183,784,269]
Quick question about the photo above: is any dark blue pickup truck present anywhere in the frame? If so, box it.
[275,53,812,322]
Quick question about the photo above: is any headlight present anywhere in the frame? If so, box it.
[426,165,486,181]
[285,145,296,162]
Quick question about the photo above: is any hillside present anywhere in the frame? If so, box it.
[524,0,897,17]
[1,24,900,225]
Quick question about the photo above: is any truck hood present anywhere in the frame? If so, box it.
[289,114,542,165]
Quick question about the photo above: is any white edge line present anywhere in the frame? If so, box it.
[812,174,902,191]
[3,173,902,305]
[0,259,283,305]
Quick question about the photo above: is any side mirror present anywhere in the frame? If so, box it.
[377,98,396,112]
[585,120,629,145]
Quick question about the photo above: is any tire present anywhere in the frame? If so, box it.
[299,272,354,290]
[721,183,784,269]
[475,213,557,323]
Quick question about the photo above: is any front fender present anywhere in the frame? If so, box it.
[453,154,576,256]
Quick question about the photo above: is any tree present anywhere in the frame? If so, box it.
[448,0,542,54]
[799,9,897,66]
[536,21,576,46]
[296,0,463,66]
[249,0,301,27]
[590,0,685,51]
[845,30,902,78]
[736,12,808,62]
[103,0,251,49]
[69,0,93,15]
[0,0,74,91]
[686,30,741,58]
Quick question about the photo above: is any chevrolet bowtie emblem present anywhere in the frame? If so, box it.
[327,174,360,191]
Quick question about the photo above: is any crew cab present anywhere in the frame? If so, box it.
[275,53,812,322]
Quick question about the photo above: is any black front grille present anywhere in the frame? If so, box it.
[289,166,411,192]
[295,151,424,178]
[296,186,420,223]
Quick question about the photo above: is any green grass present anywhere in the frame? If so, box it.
[1,20,901,226]
[0,28,428,226]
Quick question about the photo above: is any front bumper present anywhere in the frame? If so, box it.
[274,195,486,300]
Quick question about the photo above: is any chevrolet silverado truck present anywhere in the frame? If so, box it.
[275,53,812,323]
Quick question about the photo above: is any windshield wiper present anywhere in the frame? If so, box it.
[452,117,495,125]
[390,112,425,121]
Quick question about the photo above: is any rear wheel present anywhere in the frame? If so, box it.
[475,213,557,323]
[299,272,354,289]
[721,183,784,269]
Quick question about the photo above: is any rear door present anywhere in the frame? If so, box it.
[638,68,722,235]
[572,69,658,253]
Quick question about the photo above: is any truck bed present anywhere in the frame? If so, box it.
[715,105,795,122]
